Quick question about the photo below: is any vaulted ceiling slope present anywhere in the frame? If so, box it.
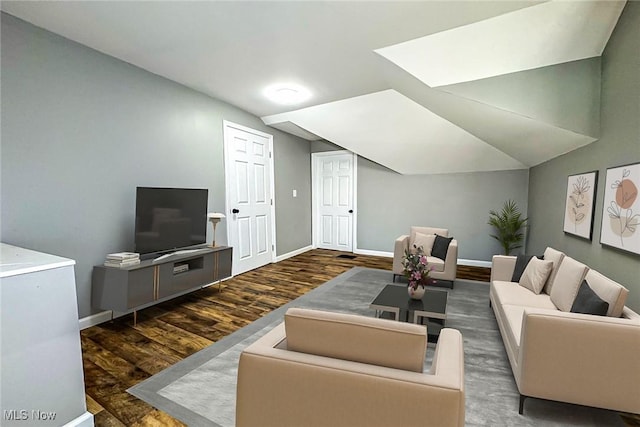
[2,1,626,174]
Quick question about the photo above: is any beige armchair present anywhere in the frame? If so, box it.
[236,308,465,427]
[393,226,458,287]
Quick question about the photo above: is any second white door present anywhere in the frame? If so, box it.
[223,121,275,275]
[313,151,356,252]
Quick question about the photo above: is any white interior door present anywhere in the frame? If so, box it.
[313,151,356,252]
[223,121,275,275]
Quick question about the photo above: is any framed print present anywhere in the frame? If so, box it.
[564,171,598,240]
[600,162,640,255]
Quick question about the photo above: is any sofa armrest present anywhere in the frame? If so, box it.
[439,239,458,281]
[392,234,410,274]
[237,326,465,427]
[490,255,516,283]
[517,308,640,413]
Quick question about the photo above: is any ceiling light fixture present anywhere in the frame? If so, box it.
[263,83,311,105]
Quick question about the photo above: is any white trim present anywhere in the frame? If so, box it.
[275,245,314,263]
[62,411,94,427]
[458,258,492,268]
[79,310,112,330]
[354,248,392,258]
[354,248,492,268]
[311,150,358,252]
[223,121,276,274]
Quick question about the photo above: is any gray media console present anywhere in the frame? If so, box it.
[92,246,232,322]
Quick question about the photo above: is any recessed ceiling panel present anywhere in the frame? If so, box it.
[375,0,625,87]
[263,90,526,175]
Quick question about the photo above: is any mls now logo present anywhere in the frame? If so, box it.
[3,410,29,420]
[3,409,57,421]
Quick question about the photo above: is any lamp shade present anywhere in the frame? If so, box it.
[207,212,226,220]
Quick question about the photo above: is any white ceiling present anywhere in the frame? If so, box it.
[1,1,626,174]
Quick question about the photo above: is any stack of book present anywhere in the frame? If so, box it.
[104,252,140,268]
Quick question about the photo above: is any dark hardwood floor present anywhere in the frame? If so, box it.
[81,249,638,426]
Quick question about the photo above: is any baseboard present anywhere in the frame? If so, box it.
[275,245,313,262]
[458,259,492,268]
[353,248,392,258]
[353,249,492,268]
[79,310,112,330]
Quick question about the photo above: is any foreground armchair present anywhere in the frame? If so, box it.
[393,226,458,286]
[236,308,465,427]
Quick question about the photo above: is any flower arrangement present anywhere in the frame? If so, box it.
[402,245,433,290]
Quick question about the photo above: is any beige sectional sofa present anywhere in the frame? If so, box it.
[490,247,640,415]
[236,308,465,427]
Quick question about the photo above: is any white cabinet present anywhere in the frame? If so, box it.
[0,244,93,426]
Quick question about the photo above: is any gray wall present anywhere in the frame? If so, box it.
[0,14,312,318]
[312,141,530,261]
[527,2,640,311]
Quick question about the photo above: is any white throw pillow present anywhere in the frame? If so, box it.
[410,232,435,255]
[542,247,566,294]
[550,256,589,312]
[519,258,554,294]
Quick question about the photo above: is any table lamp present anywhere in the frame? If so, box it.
[207,213,226,247]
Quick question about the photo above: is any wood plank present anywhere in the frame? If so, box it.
[132,318,213,357]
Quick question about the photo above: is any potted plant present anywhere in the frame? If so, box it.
[402,245,434,299]
[488,199,528,255]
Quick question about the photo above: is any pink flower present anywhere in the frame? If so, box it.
[420,255,427,265]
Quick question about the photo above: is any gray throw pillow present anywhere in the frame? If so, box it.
[571,280,609,316]
[431,235,453,261]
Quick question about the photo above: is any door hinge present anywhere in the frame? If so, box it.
[271,199,273,205]
[269,152,272,159]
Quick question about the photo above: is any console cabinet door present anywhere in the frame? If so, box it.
[127,268,155,309]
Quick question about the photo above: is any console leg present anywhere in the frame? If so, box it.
[393,274,397,282]
[519,395,526,415]
[133,310,137,327]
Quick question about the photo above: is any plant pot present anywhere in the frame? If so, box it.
[408,285,425,300]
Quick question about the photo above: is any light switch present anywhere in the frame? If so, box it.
[293,189,297,197]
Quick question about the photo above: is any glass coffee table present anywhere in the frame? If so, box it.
[370,284,448,342]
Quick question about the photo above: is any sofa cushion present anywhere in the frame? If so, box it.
[491,281,557,309]
[431,235,453,261]
[284,308,427,373]
[410,232,435,255]
[511,254,541,282]
[519,258,553,294]
[542,247,566,294]
[584,269,629,317]
[550,257,589,312]
[426,256,445,272]
[570,280,609,316]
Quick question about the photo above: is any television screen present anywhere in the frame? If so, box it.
[134,187,208,255]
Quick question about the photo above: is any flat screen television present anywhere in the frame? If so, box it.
[134,187,208,256]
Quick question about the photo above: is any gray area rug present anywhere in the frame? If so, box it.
[129,267,623,426]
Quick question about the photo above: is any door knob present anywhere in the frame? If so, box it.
[232,208,240,214]
[348,209,353,213]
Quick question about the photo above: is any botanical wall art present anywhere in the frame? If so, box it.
[563,171,598,240]
[600,162,640,255]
